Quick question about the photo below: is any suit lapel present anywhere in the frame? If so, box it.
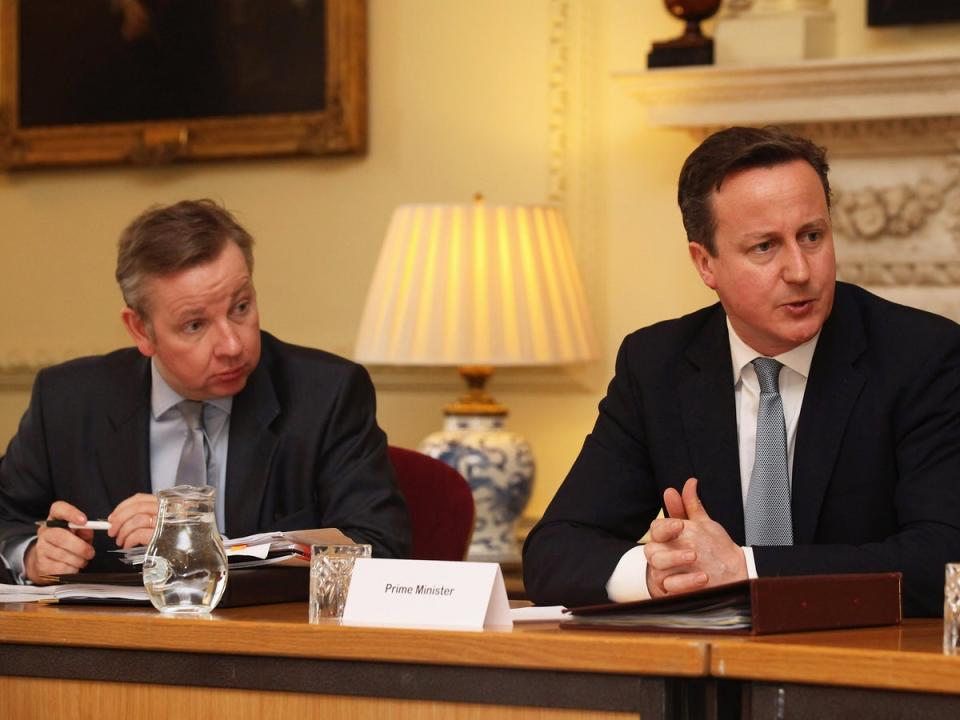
[224,355,281,537]
[678,308,746,544]
[791,288,866,543]
[98,354,152,509]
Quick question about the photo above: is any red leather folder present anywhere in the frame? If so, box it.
[563,573,902,635]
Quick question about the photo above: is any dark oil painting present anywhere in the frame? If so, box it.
[18,0,328,128]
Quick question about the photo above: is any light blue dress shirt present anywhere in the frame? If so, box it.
[150,361,232,531]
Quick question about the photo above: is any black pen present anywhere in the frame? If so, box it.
[35,519,112,531]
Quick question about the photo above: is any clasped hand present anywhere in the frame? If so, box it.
[644,478,747,598]
[24,493,159,584]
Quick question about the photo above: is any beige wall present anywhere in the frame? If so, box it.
[0,1,955,520]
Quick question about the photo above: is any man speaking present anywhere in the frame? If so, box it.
[0,199,410,583]
[524,127,960,617]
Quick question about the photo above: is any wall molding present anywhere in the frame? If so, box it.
[0,365,37,392]
[615,52,960,128]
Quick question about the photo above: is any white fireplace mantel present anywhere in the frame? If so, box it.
[614,52,960,128]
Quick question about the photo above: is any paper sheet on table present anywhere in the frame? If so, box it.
[510,605,568,622]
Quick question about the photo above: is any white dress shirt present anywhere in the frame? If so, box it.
[606,320,819,602]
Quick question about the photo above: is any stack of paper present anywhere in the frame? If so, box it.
[0,582,147,604]
[114,528,350,569]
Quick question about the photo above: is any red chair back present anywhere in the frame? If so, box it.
[388,446,475,561]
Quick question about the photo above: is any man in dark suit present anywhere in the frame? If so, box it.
[0,200,410,583]
[523,127,960,617]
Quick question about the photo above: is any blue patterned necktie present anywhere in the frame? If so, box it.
[175,400,209,487]
[745,358,793,546]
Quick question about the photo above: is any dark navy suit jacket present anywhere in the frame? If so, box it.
[0,331,410,571]
[523,283,960,616]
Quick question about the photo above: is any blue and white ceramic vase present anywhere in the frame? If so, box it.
[419,415,534,562]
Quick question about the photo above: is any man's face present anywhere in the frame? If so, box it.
[688,159,836,357]
[122,241,261,400]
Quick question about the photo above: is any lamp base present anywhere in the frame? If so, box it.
[419,415,534,562]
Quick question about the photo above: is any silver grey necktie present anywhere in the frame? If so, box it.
[745,358,793,546]
[176,400,209,487]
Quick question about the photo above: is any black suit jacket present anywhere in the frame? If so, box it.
[0,331,410,569]
[523,283,960,616]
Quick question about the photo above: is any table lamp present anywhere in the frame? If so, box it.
[354,196,598,561]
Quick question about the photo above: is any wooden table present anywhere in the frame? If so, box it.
[0,601,709,720]
[710,619,960,719]
[5,602,959,720]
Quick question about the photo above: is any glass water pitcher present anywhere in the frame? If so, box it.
[142,485,228,615]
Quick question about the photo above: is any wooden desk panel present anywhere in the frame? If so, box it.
[0,602,711,720]
[710,619,959,695]
[1,676,637,720]
[710,620,960,720]
[0,601,707,677]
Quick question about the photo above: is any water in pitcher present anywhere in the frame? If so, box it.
[142,486,228,616]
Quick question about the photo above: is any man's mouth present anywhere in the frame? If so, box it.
[214,366,246,382]
[783,299,814,313]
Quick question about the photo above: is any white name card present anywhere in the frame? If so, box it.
[341,559,513,631]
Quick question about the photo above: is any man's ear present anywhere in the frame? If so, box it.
[121,307,157,357]
[688,242,718,290]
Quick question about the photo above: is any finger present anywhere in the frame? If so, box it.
[681,477,710,521]
[108,493,157,520]
[36,549,90,576]
[662,570,709,594]
[647,548,697,572]
[26,535,92,583]
[32,559,88,583]
[39,528,96,562]
[663,487,686,519]
[47,500,87,525]
[648,518,685,544]
[34,534,94,577]
[646,564,692,599]
[114,513,156,548]
[120,527,155,550]
[108,494,158,538]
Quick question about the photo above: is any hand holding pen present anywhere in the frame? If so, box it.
[25,501,98,584]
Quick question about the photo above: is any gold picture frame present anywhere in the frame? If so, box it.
[0,0,366,169]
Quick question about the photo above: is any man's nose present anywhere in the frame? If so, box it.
[782,241,810,284]
[213,321,242,356]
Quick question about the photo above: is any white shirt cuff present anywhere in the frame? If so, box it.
[605,544,652,602]
[743,546,758,579]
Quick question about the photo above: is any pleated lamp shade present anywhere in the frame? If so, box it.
[354,199,597,368]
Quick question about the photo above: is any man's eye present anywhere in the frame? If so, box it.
[183,321,204,334]
[234,301,249,314]
[753,241,772,253]
[804,230,822,243]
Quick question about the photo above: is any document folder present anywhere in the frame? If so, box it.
[563,573,902,635]
[47,567,308,608]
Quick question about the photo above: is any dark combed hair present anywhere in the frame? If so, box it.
[677,126,831,255]
[116,199,254,315]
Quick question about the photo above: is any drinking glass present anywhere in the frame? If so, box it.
[944,563,960,654]
[309,543,372,623]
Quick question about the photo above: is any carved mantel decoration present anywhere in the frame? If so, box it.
[616,52,960,321]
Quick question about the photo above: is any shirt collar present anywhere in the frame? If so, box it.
[726,318,820,386]
[150,359,233,420]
